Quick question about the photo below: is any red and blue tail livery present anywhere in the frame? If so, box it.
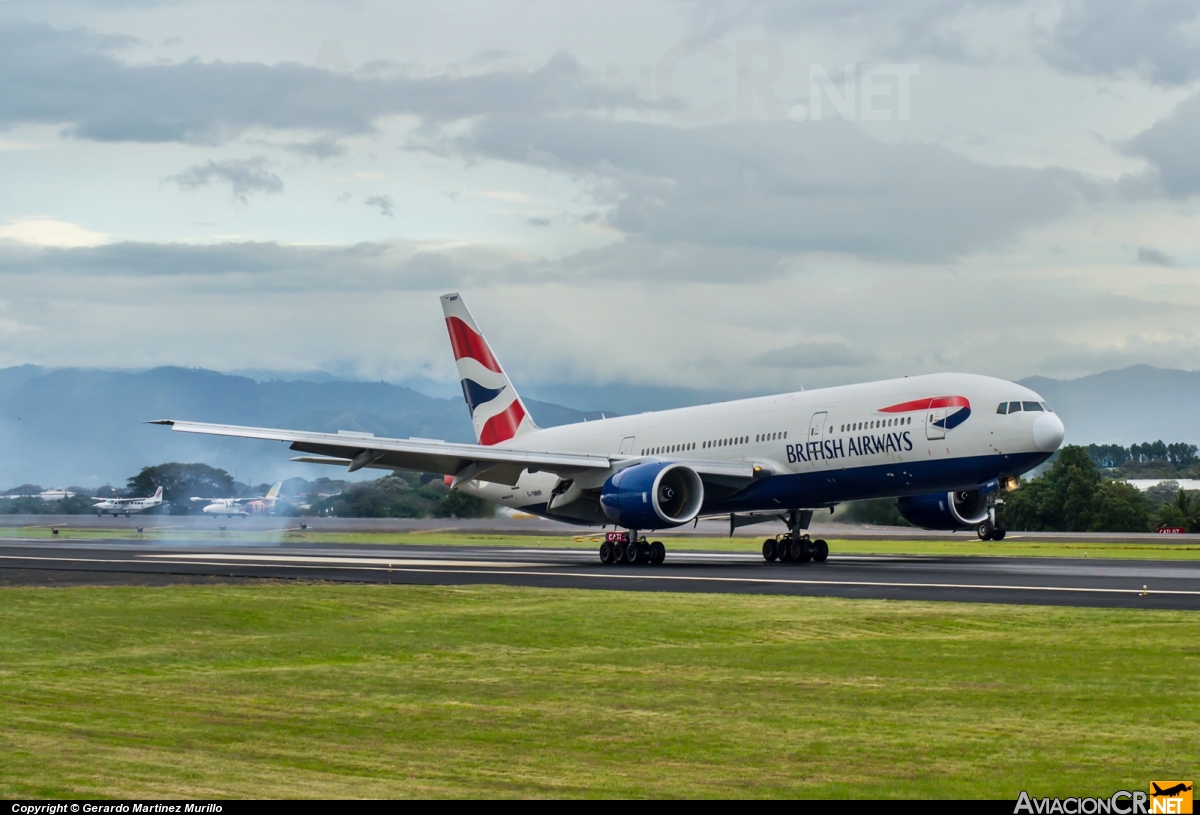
[441,293,538,446]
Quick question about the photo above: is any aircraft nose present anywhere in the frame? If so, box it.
[1032,412,1065,452]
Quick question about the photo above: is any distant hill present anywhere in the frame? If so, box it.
[0,367,608,488]
[3,363,1196,489]
[1019,365,1200,446]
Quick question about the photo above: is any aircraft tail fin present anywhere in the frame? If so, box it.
[1153,784,1163,795]
[266,481,282,500]
[153,486,163,500]
[440,293,538,445]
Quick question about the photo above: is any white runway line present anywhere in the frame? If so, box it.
[140,553,543,568]
[2,553,1199,597]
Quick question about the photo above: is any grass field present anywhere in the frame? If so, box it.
[7,523,1200,560]
[1,584,1197,798]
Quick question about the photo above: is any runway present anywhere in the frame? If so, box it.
[2,537,1199,609]
[3,513,1197,543]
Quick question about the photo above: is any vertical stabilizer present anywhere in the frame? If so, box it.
[153,486,163,500]
[266,482,282,500]
[441,293,538,445]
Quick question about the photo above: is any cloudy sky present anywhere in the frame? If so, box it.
[2,0,1199,398]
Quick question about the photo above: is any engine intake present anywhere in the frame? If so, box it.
[599,461,705,530]
[896,488,990,531]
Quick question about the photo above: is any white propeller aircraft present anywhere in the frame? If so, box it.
[93,486,164,517]
[153,293,1065,565]
[191,482,283,518]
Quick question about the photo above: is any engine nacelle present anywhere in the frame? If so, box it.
[897,488,991,530]
[599,461,704,530]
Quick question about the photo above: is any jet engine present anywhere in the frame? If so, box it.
[599,461,704,529]
[896,488,991,531]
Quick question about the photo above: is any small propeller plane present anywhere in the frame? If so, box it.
[93,486,163,517]
[192,482,283,518]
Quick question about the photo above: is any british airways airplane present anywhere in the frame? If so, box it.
[152,293,1065,565]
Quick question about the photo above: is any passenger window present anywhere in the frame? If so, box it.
[1009,401,1022,413]
[1023,401,1042,412]
[997,403,1007,414]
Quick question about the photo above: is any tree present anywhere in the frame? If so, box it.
[437,489,493,519]
[1157,489,1200,532]
[126,463,235,515]
[1004,446,1153,532]
[1088,481,1151,532]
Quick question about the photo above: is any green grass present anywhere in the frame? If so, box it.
[1,584,1197,798]
[7,523,1200,560]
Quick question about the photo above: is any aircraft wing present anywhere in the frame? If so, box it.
[150,420,613,486]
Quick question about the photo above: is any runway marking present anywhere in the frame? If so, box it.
[139,553,543,568]
[2,553,1200,598]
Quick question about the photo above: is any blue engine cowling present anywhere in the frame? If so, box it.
[896,481,997,530]
[599,461,705,530]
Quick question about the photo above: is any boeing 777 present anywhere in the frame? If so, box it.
[93,486,164,517]
[153,293,1065,565]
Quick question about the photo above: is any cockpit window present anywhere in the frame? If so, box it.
[1008,401,1022,413]
[996,402,1008,414]
[1022,401,1043,412]
[1041,402,1053,412]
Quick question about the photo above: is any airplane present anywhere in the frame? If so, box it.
[1152,783,1192,797]
[93,486,164,517]
[152,292,1066,565]
[192,482,283,518]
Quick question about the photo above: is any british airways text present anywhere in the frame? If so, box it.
[786,431,913,464]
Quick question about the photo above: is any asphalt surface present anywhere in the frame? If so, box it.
[3,513,1198,543]
[2,536,1198,609]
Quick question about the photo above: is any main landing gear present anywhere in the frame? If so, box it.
[598,531,666,566]
[761,509,829,565]
[977,493,1008,541]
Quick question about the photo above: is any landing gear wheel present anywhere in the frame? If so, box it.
[791,540,811,563]
[811,539,829,562]
[599,541,614,565]
[992,522,1007,541]
[977,520,994,541]
[777,541,792,562]
[650,541,666,565]
[762,539,778,562]
[612,542,626,564]
[628,542,645,564]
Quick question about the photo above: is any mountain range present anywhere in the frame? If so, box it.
[0,364,1196,488]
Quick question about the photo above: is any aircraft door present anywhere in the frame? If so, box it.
[619,436,636,455]
[807,412,827,465]
[926,405,946,440]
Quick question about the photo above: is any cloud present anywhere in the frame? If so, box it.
[527,217,552,227]
[0,21,655,145]
[0,239,503,291]
[364,195,395,217]
[0,218,111,248]
[687,0,1009,62]
[166,157,284,201]
[1041,0,1200,85]
[284,136,347,159]
[1120,92,1200,197]
[753,341,879,368]
[456,117,1089,262]
[1137,246,1179,267]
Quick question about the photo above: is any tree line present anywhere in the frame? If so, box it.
[1005,447,1199,533]
[2,462,492,519]
[1083,441,1199,477]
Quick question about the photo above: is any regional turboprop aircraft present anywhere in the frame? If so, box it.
[192,482,283,518]
[152,293,1065,565]
[93,486,164,517]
